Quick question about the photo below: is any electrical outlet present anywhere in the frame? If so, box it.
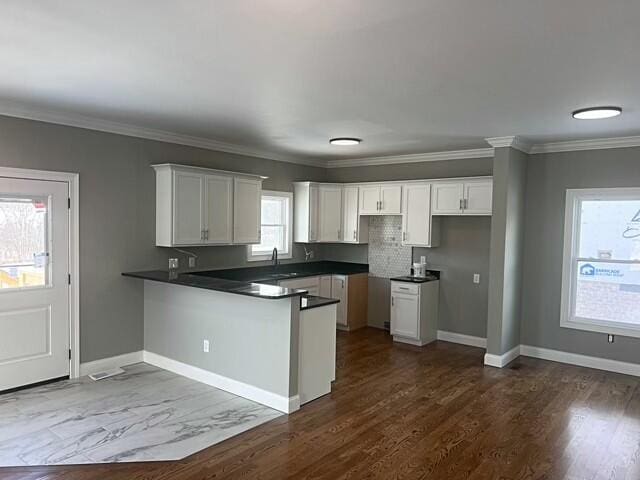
[420,256,426,264]
[473,274,480,284]
[608,334,615,344]
[203,339,210,353]
[188,256,196,268]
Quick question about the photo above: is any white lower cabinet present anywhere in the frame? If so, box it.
[319,275,332,297]
[390,280,439,346]
[332,275,348,327]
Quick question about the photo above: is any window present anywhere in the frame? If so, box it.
[247,190,293,261]
[561,188,640,337]
[0,195,50,290]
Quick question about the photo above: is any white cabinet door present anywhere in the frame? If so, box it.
[319,275,332,297]
[332,275,348,326]
[318,185,342,242]
[173,170,204,245]
[431,183,464,215]
[402,183,432,246]
[464,181,493,215]
[204,175,233,244]
[359,185,381,215]
[380,185,402,214]
[342,186,360,242]
[233,177,262,244]
[390,293,419,339]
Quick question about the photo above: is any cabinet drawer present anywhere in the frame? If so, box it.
[391,282,419,295]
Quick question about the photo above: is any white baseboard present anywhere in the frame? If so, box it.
[79,351,144,377]
[484,345,520,368]
[437,330,487,348]
[520,345,640,378]
[143,351,299,414]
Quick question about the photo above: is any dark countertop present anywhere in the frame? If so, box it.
[300,295,340,311]
[390,270,441,283]
[189,261,369,284]
[122,270,308,299]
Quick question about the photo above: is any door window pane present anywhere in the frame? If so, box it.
[0,196,49,290]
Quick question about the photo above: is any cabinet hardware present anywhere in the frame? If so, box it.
[399,286,410,291]
[403,232,406,241]
[391,296,394,306]
[459,198,463,210]
[205,229,209,240]
[464,198,469,209]
[353,230,357,240]
[341,279,345,288]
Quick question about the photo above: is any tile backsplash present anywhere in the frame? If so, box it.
[367,216,411,278]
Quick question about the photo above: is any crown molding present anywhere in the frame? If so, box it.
[325,147,494,168]
[529,135,640,154]
[485,136,532,153]
[0,102,327,168]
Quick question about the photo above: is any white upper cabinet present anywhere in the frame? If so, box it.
[317,185,343,242]
[358,185,381,215]
[233,177,262,244]
[463,180,493,214]
[380,185,402,214]
[432,179,492,216]
[153,164,263,247]
[431,183,465,214]
[342,186,368,243]
[204,175,233,244]
[402,183,439,247]
[172,170,205,245]
[359,184,402,215]
[293,182,319,243]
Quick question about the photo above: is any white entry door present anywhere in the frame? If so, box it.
[0,177,70,391]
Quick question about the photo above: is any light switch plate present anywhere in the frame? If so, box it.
[473,274,480,284]
[203,339,210,353]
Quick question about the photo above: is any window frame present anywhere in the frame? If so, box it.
[247,190,293,262]
[560,187,640,338]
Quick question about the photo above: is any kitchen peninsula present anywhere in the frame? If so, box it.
[122,261,368,413]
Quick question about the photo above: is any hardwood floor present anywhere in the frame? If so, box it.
[1,327,639,479]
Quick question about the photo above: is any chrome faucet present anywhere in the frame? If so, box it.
[271,247,278,266]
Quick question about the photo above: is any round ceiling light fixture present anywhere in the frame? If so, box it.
[329,137,361,146]
[572,106,622,120]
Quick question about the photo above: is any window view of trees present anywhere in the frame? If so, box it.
[0,198,47,289]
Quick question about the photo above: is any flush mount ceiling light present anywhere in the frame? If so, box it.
[329,137,361,146]
[572,106,622,120]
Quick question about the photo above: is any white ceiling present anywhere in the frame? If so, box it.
[1,0,639,163]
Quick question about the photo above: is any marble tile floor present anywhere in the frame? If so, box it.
[0,363,282,466]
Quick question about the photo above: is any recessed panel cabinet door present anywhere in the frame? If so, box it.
[390,293,419,339]
[233,177,262,244]
[173,171,204,245]
[342,186,360,242]
[464,181,493,215]
[332,275,348,326]
[204,175,233,244]
[431,183,464,215]
[318,185,343,242]
[359,185,381,214]
[380,185,402,214]
[402,183,431,246]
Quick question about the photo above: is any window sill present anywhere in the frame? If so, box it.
[561,318,640,339]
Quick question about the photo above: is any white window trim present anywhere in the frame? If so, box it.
[560,187,640,338]
[247,190,293,262]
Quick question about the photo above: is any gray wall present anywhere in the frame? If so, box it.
[326,158,494,337]
[0,115,326,362]
[415,217,491,338]
[521,146,640,363]
[486,147,528,355]
[325,158,493,183]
